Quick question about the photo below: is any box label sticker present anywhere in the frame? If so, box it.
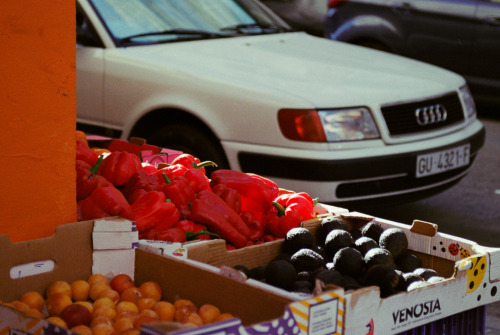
[308,299,339,335]
[390,298,442,331]
[9,260,54,279]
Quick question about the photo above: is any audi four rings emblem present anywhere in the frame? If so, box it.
[415,104,447,126]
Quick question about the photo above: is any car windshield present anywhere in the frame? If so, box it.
[89,0,291,46]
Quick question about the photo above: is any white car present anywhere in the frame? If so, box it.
[76,0,485,208]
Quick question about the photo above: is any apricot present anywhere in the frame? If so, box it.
[25,308,44,318]
[118,329,140,335]
[120,287,143,304]
[174,304,197,323]
[182,312,203,327]
[71,279,90,301]
[90,315,113,328]
[133,315,159,329]
[71,325,93,335]
[46,316,68,328]
[75,301,94,315]
[136,297,156,312]
[113,317,135,333]
[20,291,45,312]
[46,292,73,316]
[139,309,159,319]
[93,305,117,321]
[88,273,109,286]
[60,303,92,328]
[215,312,235,322]
[199,304,221,324]
[174,298,197,311]
[93,297,115,311]
[138,281,162,302]
[46,280,72,299]
[114,310,139,323]
[116,301,139,315]
[98,289,120,304]
[89,282,112,301]
[154,301,175,321]
[110,274,135,294]
[91,323,115,335]
[10,300,31,313]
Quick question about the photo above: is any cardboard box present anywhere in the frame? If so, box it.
[185,211,500,335]
[1,218,343,335]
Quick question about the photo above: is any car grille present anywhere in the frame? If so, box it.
[381,92,464,136]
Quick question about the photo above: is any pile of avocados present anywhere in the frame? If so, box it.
[234,217,445,298]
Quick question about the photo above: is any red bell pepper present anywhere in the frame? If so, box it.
[195,189,251,239]
[98,151,143,187]
[188,193,248,249]
[77,186,132,221]
[174,219,215,241]
[154,227,187,243]
[240,210,265,241]
[263,192,316,238]
[141,162,158,175]
[183,168,211,193]
[76,156,111,201]
[155,164,188,184]
[130,191,180,233]
[122,169,162,204]
[212,184,241,214]
[210,170,279,213]
[170,154,217,175]
[162,174,196,219]
[76,139,99,166]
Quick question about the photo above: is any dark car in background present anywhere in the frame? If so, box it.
[260,0,328,36]
[325,0,500,105]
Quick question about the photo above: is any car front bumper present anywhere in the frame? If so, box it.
[230,121,485,206]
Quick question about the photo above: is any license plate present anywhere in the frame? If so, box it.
[416,144,470,178]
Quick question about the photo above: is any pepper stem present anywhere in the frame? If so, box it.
[89,155,104,175]
[185,229,220,241]
[193,161,218,169]
[272,201,286,217]
[163,173,171,184]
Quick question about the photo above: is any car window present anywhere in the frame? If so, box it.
[77,5,104,47]
[89,0,288,45]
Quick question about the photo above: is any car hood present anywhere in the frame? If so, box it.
[122,32,465,107]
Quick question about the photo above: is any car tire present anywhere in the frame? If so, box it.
[146,123,229,173]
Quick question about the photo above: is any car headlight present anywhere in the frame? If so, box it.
[459,85,476,119]
[278,107,380,142]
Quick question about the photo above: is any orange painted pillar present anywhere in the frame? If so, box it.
[0,1,76,242]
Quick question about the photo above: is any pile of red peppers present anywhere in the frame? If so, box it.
[76,134,318,249]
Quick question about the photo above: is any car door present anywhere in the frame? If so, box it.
[394,0,477,74]
[76,6,104,126]
[470,0,500,95]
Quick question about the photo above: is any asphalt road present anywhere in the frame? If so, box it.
[354,108,500,333]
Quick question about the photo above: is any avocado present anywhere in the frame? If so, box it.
[413,268,439,280]
[293,280,313,293]
[290,248,325,272]
[332,247,364,277]
[427,276,445,284]
[364,247,396,269]
[396,272,425,291]
[249,266,266,281]
[361,221,384,242]
[282,227,314,255]
[407,280,428,291]
[363,264,400,298]
[297,271,312,282]
[396,252,423,273]
[324,229,354,258]
[379,228,408,258]
[342,275,362,291]
[354,236,378,256]
[317,217,349,246]
[264,259,297,291]
[349,228,362,241]
[314,268,344,286]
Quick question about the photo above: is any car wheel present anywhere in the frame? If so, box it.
[146,123,229,173]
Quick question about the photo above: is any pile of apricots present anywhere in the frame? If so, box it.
[2,273,234,335]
